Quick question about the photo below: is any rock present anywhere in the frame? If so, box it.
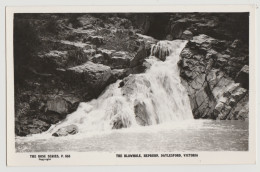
[230,39,242,49]
[217,104,232,120]
[93,51,131,69]
[169,18,190,39]
[181,30,193,40]
[165,34,173,40]
[15,102,30,118]
[100,49,115,59]
[98,28,111,34]
[121,75,151,97]
[179,32,248,120]
[110,56,131,69]
[15,118,51,136]
[83,49,96,56]
[134,100,151,126]
[235,65,249,89]
[38,111,66,124]
[92,54,105,64]
[129,44,147,67]
[83,24,94,30]
[125,64,147,76]
[195,89,208,107]
[66,61,112,97]
[110,69,127,82]
[189,34,218,50]
[87,36,104,46]
[151,41,174,61]
[136,33,157,54]
[67,61,111,85]
[111,117,127,129]
[228,93,249,120]
[231,87,247,102]
[52,124,78,137]
[46,97,71,115]
[167,13,248,41]
[59,40,90,49]
[38,50,68,68]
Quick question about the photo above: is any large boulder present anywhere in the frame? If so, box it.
[65,62,112,99]
[46,97,71,115]
[66,61,112,87]
[181,30,193,40]
[134,100,151,126]
[121,75,151,97]
[52,124,79,137]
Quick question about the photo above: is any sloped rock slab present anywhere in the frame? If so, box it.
[52,124,79,137]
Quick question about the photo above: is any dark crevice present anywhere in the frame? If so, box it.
[146,14,171,40]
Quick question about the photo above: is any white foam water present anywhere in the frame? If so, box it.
[46,40,193,135]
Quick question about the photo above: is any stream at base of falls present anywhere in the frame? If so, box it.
[16,120,248,152]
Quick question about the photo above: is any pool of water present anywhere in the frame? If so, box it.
[15,120,248,152]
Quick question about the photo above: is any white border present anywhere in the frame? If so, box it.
[3,2,258,169]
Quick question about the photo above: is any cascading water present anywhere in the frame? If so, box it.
[47,40,193,135]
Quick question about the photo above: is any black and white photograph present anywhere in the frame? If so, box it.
[5,5,257,166]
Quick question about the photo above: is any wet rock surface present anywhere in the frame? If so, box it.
[178,33,249,120]
[52,124,79,137]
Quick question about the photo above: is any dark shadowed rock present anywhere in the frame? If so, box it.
[110,51,131,69]
[168,18,191,39]
[112,117,126,129]
[38,111,66,124]
[91,54,105,64]
[52,124,79,137]
[235,65,249,89]
[15,118,51,136]
[129,43,147,67]
[86,36,104,46]
[38,50,68,68]
[230,39,242,50]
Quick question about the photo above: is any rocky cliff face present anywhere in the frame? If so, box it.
[14,13,249,136]
[14,13,154,136]
[173,13,249,120]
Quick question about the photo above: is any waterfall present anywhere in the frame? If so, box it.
[48,40,193,135]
